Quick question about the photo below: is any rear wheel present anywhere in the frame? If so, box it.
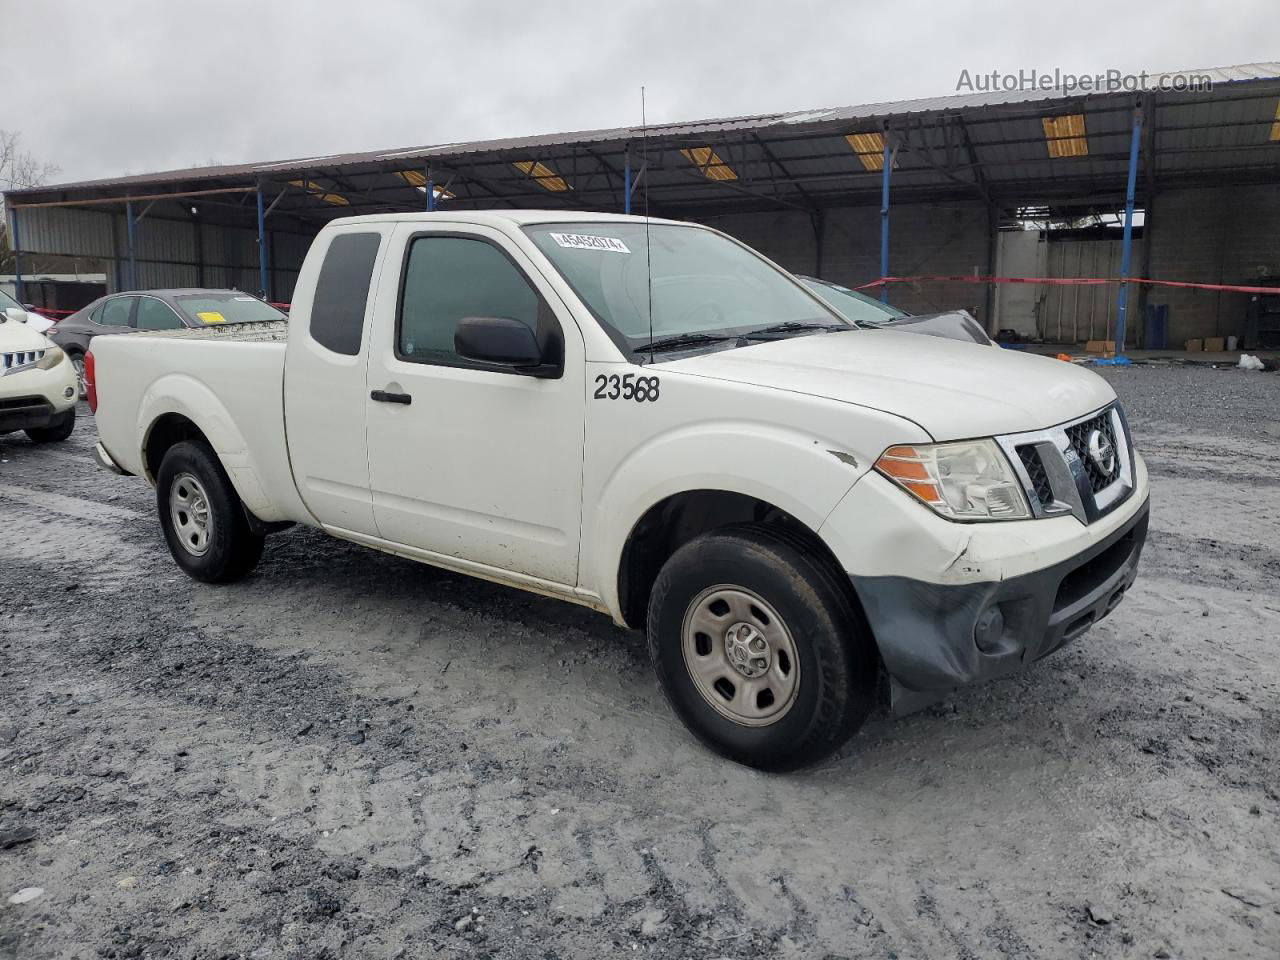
[646,523,878,771]
[157,440,263,583]
[25,407,76,444]
[69,351,87,399]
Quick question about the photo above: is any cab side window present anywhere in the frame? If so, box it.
[311,233,381,356]
[135,298,185,331]
[397,235,544,369]
[97,297,134,326]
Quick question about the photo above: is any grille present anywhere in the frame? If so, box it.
[2,349,45,370]
[1065,412,1121,493]
[1017,446,1056,507]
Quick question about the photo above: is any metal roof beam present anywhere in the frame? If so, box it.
[7,185,258,209]
[751,133,817,209]
[899,115,990,204]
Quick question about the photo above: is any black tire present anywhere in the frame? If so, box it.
[25,406,76,444]
[156,440,264,583]
[646,523,877,771]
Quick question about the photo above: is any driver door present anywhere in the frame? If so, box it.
[363,223,586,585]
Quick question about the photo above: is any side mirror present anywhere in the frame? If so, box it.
[455,316,550,374]
[3,307,29,324]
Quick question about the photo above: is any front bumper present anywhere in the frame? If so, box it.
[0,359,78,432]
[852,496,1150,714]
[0,396,70,433]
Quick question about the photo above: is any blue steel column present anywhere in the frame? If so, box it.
[1115,106,1142,355]
[255,186,268,298]
[879,137,891,303]
[126,200,137,289]
[9,207,23,305]
[623,148,632,215]
[426,165,435,212]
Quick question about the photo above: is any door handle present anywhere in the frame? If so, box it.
[370,389,412,405]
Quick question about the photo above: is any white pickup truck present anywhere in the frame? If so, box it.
[89,211,1149,769]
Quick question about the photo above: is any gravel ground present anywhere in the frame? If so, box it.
[1,365,1278,960]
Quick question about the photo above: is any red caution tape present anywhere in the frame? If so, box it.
[854,275,1280,295]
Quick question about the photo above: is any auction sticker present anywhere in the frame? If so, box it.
[549,233,630,254]
[197,311,227,324]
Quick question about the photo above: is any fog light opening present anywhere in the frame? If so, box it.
[974,606,1006,653]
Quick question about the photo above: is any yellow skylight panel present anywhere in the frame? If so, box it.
[681,146,738,181]
[513,160,570,192]
[845,132,886,171]
[395,170,455,199]
[288,179,348,205]
[1042,114,1089,158]
[1270,100,1280,142]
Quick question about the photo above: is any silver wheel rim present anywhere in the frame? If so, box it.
[169,472,213,557]
[73,357,86,398]
[680,585,801,727]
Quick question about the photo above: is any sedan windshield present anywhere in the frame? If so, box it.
[0,287,23,312]
[799,277,908,325]
[524,223,849,352]
[172,293,286,326]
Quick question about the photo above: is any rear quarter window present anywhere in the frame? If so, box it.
[310,233,381,355]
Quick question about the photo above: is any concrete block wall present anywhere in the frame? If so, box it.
[701,200,993,327]
[1145,185,1280,347]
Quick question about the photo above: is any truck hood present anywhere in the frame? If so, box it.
[0,318,54,353]
[871,309,994,346]
[660,329,1115,441]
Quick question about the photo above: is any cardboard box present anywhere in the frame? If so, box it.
[1085,339,1116,355]
[1203,336,1225,352]
[1185,338,1204,352]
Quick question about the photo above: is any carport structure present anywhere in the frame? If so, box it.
[6,62,1280,346]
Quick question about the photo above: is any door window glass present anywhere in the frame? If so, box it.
[135,298,185,330]
[398,236,541,367]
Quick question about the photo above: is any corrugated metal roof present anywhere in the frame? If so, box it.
[7,61,1280,245]
[13,62,1277,197]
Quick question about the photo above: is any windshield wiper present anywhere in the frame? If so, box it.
[741,320,848,339]
[633,332,734,354]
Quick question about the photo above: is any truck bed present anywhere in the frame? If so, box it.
[133,319,290,343]
[91,323,307,523]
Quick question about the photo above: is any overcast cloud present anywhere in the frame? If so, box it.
[4,0,1277,185]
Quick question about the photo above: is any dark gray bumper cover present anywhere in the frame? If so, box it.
[852,499,1149,715]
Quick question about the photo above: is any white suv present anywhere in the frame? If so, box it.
[0,294,78,443]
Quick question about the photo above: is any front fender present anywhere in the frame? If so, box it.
[584,419,887,619]
[136,373,277,519]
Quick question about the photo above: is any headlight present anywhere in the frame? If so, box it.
[875,439,1030,521]
[36,346,66,370]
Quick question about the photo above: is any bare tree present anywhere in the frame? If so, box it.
[1,129,60,192]
[1,130,61,274]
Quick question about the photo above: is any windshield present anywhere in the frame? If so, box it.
[0,287,23,312]
[799,277,908,325]
[172,292,286,326]
[524,222,849,351]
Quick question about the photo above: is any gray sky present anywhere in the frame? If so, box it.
[5,0,1276,185]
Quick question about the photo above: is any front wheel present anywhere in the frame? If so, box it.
[25,407,76,444]
[646,524,878,771]
[157,441,264,583]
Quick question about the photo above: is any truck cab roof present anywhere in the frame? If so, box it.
[322,210,690,229]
